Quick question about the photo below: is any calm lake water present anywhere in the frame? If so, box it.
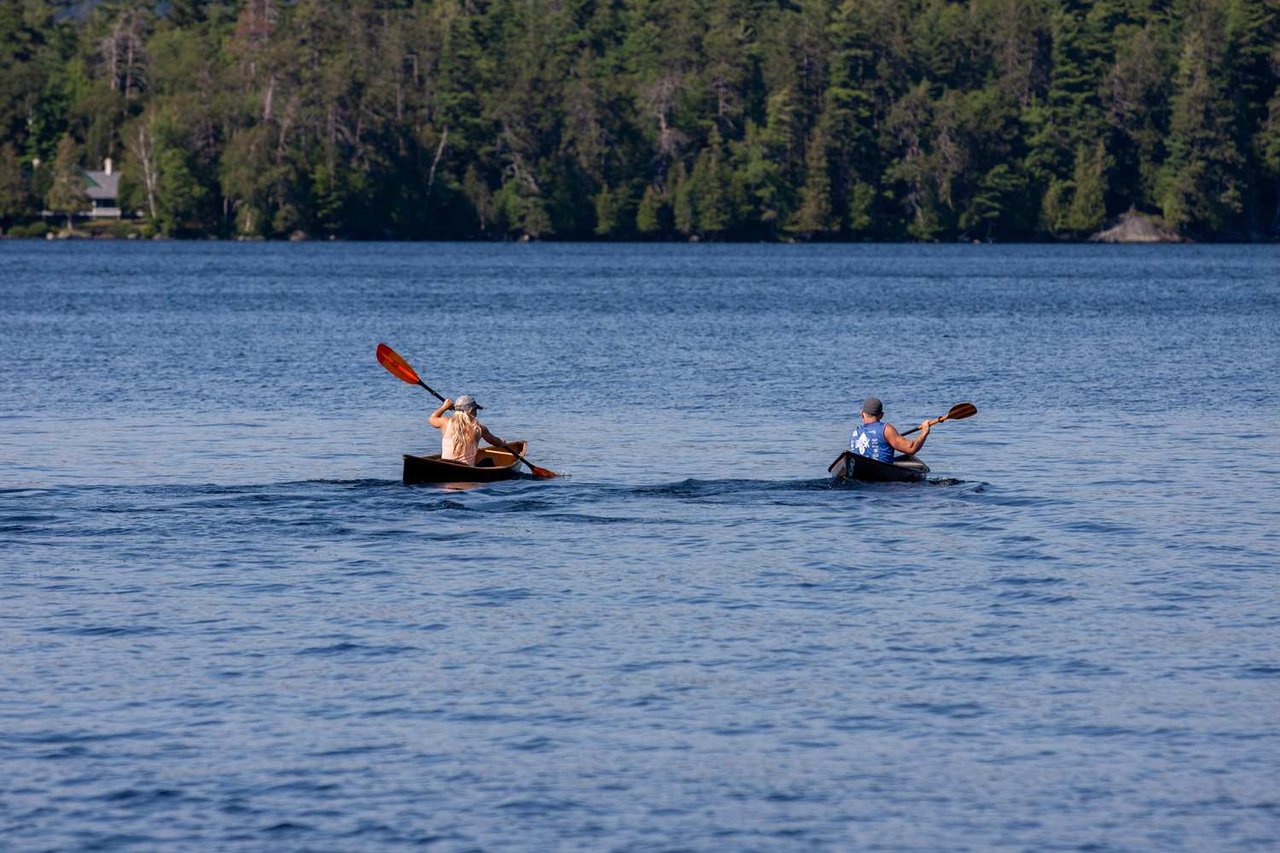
[2,241,1278,849]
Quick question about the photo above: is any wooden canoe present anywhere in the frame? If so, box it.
[829,450,930,484]
[403,441,528,485]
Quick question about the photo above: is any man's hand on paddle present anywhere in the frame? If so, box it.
[885,420,930,456]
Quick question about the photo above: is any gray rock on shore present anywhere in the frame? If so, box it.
[1089,210,1185,243]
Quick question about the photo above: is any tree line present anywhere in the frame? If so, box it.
[1,0,1278,241]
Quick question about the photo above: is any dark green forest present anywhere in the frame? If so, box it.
[2,0,1278,240]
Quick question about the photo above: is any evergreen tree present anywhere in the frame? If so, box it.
[1224,0,1280,235]
[824,0,885,237]
[689,126,731,236]
[1262,86,1280,236]
[1027,2,1113,235]
[462,164,494,235]
[45,133,87,229]
[885,83,946,241]
[593,183,633,237]
[636,182,671,236]
[1105,23,1173,211]
[671,160,695,237]
[0,140,26,227]
[1064,140,1109,234]
[1158,3,1247,237]
[955,87,1033,239]
[790,124,835,237]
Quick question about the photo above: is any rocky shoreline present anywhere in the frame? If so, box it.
[1089,210,1185,243]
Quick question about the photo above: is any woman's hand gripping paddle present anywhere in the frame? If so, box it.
[376,343,561,479]
[827,402,977,472]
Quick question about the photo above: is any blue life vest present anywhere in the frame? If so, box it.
[850,420,894,463]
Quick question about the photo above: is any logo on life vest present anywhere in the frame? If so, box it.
[855,432,870,455]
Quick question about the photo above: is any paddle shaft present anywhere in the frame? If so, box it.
[416,378,447,402]
[899,402,977,436]
[899,418,940,437]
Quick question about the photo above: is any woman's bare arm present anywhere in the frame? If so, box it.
[428,398,454,429]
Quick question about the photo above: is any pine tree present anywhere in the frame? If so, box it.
[790,124,834,237]
[885,83,946,241]
[1027,2,1113,235]
[637,181,675,234]
[45,134,87,229]
[462,165,493,235]
[671,161,695,237]
[1105,23,1173,211]
[824,0,884,237]
[593,183,628,237]
[689,127,731,236]
[1158,3,1246,237]
[1224,0,1279,235]
[1064,140,1109,234]
[0,141,26,226]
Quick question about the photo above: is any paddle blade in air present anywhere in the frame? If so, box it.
[376,343,421,385]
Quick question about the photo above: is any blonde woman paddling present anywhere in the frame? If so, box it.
[428,395,511,466]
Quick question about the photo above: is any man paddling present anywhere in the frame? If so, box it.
[850,397,930,462]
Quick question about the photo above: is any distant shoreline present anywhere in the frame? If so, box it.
[5,211,1278,245]
[8,234,1278,245]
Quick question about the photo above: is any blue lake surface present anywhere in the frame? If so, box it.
[2,241,1278,849]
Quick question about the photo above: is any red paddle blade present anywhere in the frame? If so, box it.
[376,343,421,385]
[527,464,559,479]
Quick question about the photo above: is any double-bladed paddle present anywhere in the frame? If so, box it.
[898,401,978,436]
[827,402,978,473]
[376,342,560,479]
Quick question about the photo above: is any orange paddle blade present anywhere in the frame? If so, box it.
[503,441,560,479]
[376,343,421,385]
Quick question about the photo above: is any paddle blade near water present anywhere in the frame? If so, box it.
[504,444,560,479]
[376,342,421,385]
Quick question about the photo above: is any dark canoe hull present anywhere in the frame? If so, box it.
[402,442,527,485]
[831,451,929,483]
